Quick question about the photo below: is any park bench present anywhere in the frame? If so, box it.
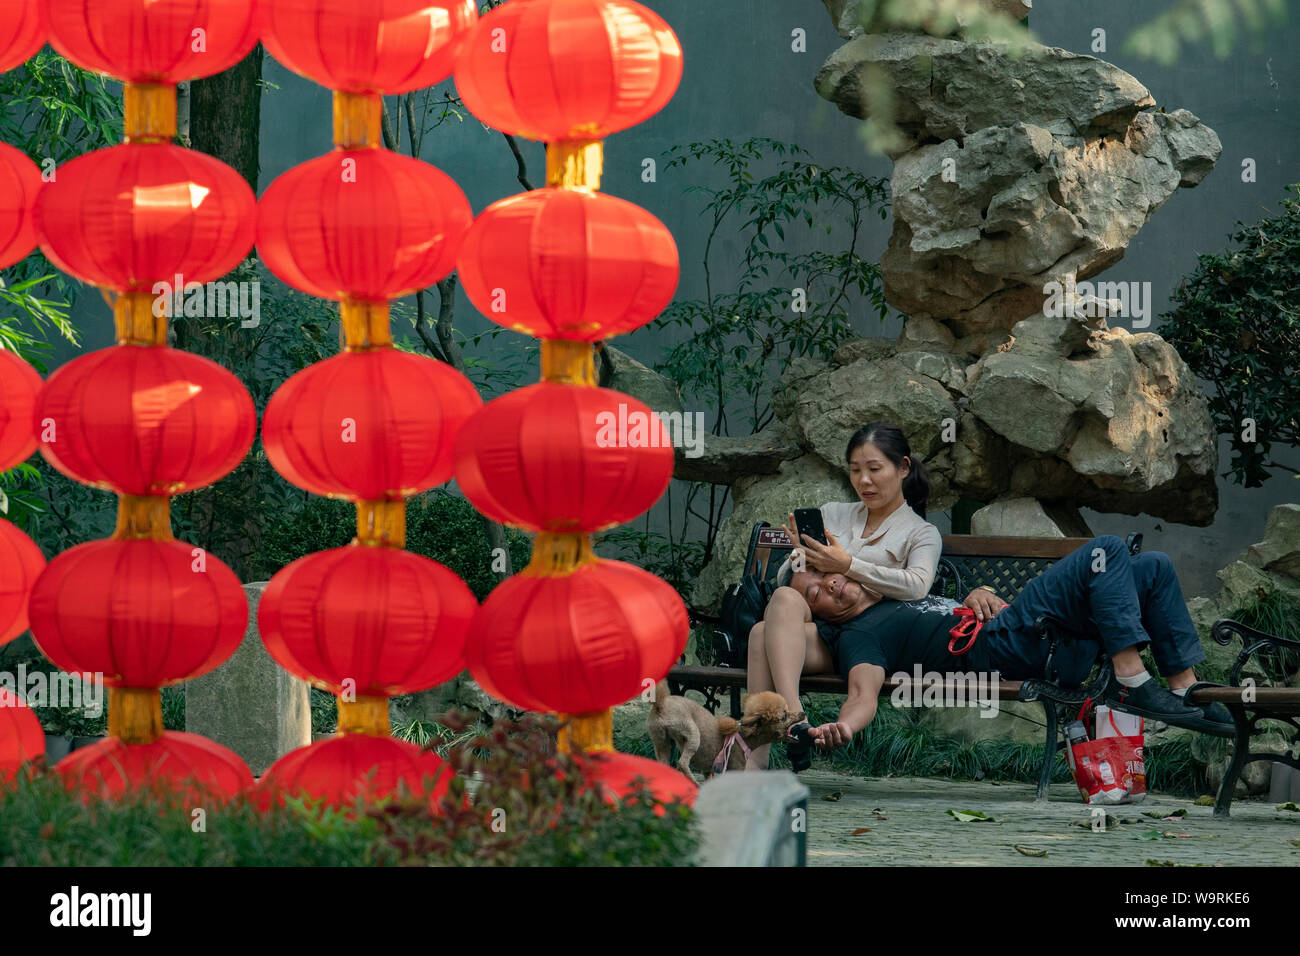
[668,522,1300,816]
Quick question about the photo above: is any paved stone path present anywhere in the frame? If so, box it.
[801,771,1300,866]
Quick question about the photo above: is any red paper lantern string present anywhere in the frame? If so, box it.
[257,148,471,302]
[454,0,682,142]
[28,537,248,688]
[579,750,697,809]
[262,347,482,500]
[45,0,259,83]
[454,382,673,532]
[0,519,46,647]
[57,731,253,803]
[259,545,477,697]
[34,143,256,293]
[256,734,456,813]
[0,688,45,780]
[468,557,688,714]
[0,142,42,270]
[0,348,41,471]
[0,0,45,75]
[455,188,679,340]
[36,346,256,495]
[260,0,477,94]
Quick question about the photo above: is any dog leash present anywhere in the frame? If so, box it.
[948,606,983,655]
[712,730,752,774]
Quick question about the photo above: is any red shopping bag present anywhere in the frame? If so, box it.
[1064,700,1146,805]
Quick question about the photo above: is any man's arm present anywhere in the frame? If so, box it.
[811,662,885,750]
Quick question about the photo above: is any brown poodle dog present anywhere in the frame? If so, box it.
[647,680,796,782]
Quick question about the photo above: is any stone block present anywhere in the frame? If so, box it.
[694,771,810,866]
[185,581,311,775]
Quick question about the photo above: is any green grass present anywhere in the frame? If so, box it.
[0,712,697,867]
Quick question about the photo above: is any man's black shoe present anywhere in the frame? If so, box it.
[1105,678,1235,738]
[1180,682,1239,737]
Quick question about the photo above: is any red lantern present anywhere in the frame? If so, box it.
[0,0,44,75]
[28,538,248,687]
[257,735,455,812]
[34,143,256,292]
[0,519,45,647]
[35,346,255,496]
[468,558,688,714]
[0,348,41,471]
[261,0,477,94]
[454,0,682,142]
[57,731,252,802]
[0,142,41,269]
[456,189,678,340]
[46,0,258,83]
[0,688,46,779]
[259,545,477,696]
[257,148,471,301]
[579,750,696,808]
[455,383,673,532]
[262,348,481,500]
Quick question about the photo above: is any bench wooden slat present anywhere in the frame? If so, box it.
[940,535,1094,559]
[1186,686,1300,709]
[667,665,1025,700]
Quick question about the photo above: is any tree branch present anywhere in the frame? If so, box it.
[503,133,534,191]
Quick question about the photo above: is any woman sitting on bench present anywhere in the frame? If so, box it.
[746,421,942,772]
[744,535,1233,771]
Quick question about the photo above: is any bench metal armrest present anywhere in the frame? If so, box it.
[1212,618,1300,685]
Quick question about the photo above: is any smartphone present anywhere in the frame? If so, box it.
[793,507,828,546]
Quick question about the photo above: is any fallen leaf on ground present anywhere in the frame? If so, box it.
[1073,812,1119,829]
[948,808,995,822]
[822,791,844,802]
[1163,832,1193,838]
[1287,839,1300,848]
[851,828,872,835]
[1120,818,1141,825]
[1143,808,1186,819]
[1277,801,1299,812]
[1193,795,1215,807]
[1138,828,1166,841]
[1014,845,1047,857]
[874,811,887,820]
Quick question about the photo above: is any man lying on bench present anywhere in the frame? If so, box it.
[744,535,1233,771]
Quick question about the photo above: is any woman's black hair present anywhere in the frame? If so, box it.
[844,422,931,518]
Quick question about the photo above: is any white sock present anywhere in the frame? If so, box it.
[1171,686,1187,697]
[1116,671,1152,689]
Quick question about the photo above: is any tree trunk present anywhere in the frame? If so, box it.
[180,47,266,580]
[189,46,263,192]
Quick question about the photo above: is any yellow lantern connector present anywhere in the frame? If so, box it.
[339,299,393,351]
[336,695,392,736]
[556,708,614,754]
[113,291,168,347]
[113,495,174,541]
[539,339,595,386]
[546,139,603,190]
[123,82,178,144]
[355,499,406,549]
[107,687,164,745]
[333,91,384,151]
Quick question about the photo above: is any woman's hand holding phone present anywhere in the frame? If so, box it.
[784,512,851,574]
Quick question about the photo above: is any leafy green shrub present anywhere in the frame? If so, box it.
[1161,184,1300,486]
[249,488,531,600]
[0,712,696,867]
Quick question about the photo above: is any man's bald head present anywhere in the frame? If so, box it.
[787,568,875,623]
